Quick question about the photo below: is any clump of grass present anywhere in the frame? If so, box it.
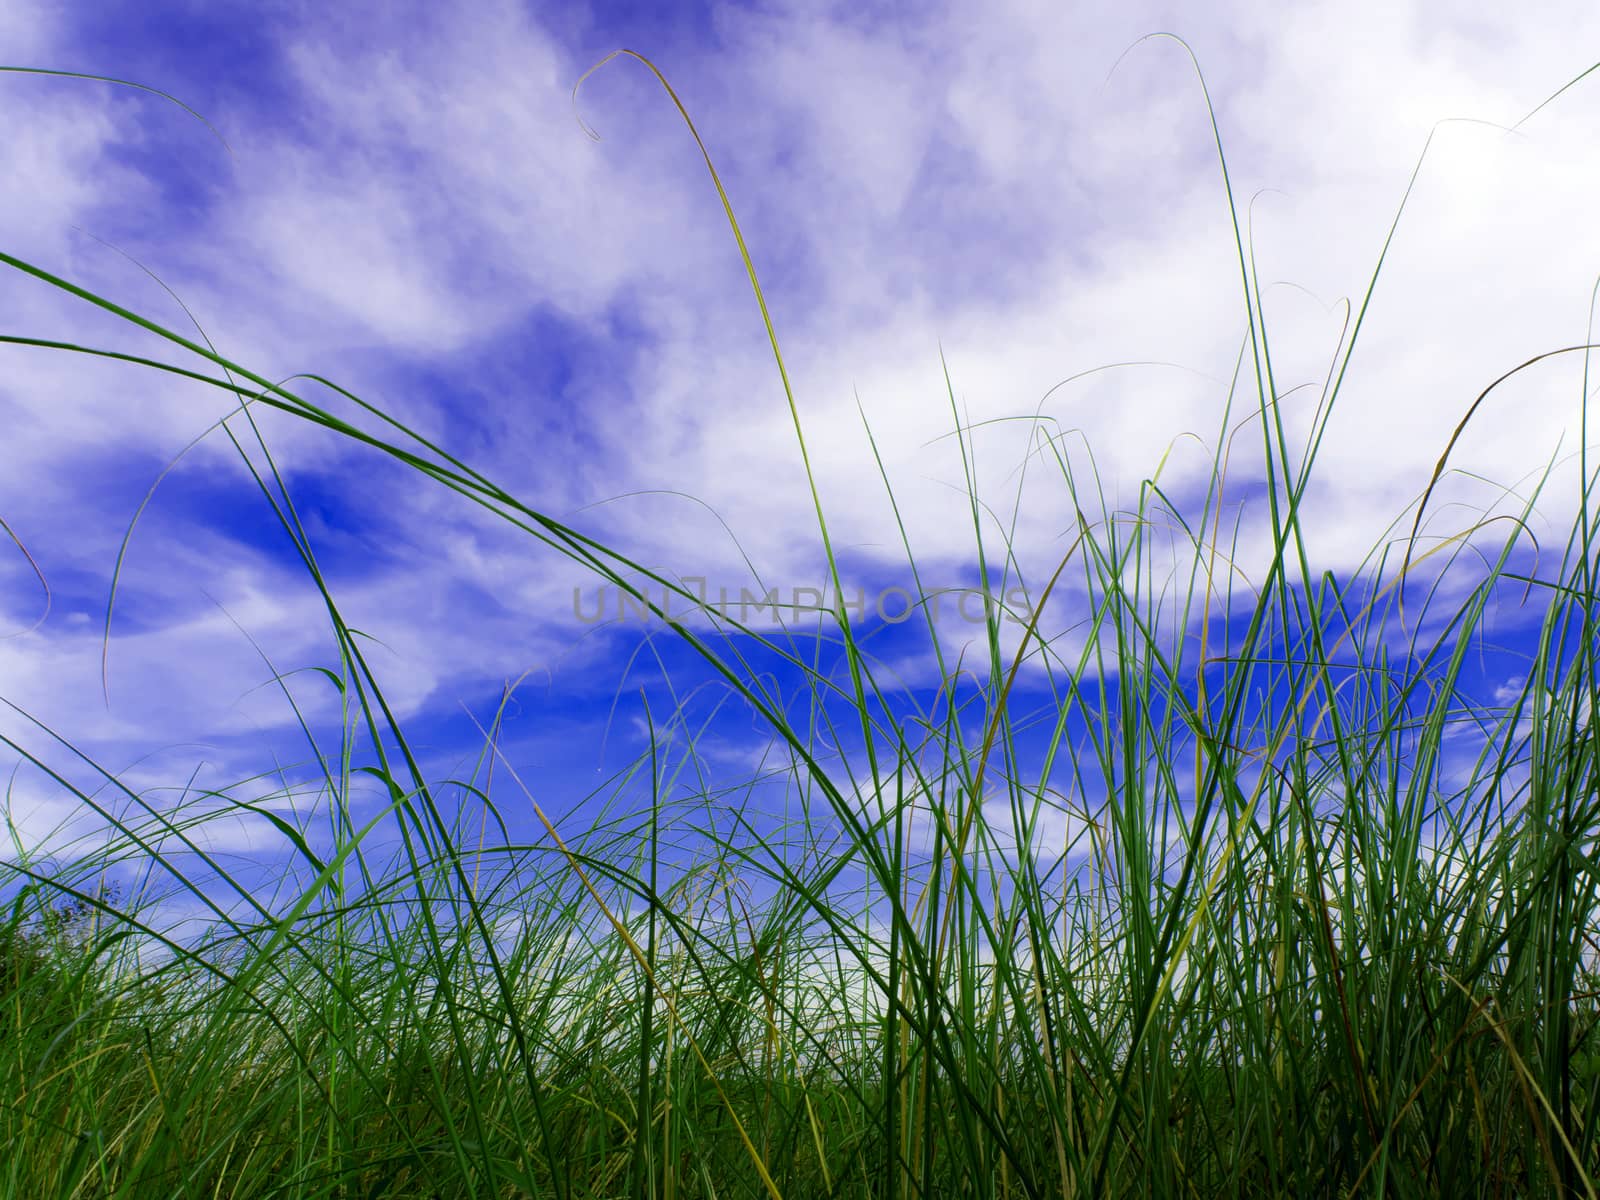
[3,44,1600,1200]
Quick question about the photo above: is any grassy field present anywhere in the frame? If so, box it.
[4,50,1600,1199]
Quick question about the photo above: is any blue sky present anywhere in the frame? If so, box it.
[2,0,1598,890]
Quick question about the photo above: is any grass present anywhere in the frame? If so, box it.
[3,43,1600,1199]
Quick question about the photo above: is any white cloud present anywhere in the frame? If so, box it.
[3,0,1598,860]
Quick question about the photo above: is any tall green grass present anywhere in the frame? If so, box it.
[4,46,1600,1199]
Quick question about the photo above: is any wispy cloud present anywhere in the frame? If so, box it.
[3,0,1597,859]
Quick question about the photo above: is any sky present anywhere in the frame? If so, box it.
[2,0,1598,890]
